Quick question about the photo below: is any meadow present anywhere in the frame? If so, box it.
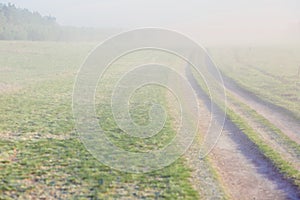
[1,41,299,199]
[0,41,201,199]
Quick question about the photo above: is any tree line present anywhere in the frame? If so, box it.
[0,3,117,41]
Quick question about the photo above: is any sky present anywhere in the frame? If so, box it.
[2,0,300,44]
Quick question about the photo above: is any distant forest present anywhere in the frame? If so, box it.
[0,3,117,41]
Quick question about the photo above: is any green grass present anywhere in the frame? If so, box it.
[0,41,93,85]
[0,139,199,199]
[95,85,177,153]
[0,78,74,135]
[1,147,200,198]
[0,41,200,199]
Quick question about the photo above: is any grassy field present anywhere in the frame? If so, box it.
[208,46,300,119]
[0,41,201,199]
[2,41,299,199]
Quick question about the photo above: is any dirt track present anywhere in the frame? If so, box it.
[222,75,300,145]
[186,67,300,199]
[205,57,300,144]
[226,92,300,171]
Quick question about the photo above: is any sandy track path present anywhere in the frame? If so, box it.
[186,68,300,200]
[226,92,300,171]
[223,76,300,144]
[205,56,300,144]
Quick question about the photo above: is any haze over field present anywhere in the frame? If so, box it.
[2,0,300,44]
[1,1,300,199]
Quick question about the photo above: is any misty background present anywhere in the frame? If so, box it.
[0,0,300,45]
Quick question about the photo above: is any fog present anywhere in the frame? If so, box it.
[2,0,300,44]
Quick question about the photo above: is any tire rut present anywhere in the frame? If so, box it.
[226,93,300,171]
[205,56,300,144]
[186,66,300,199]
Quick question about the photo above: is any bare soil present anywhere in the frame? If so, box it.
[226,93,300,171]
[205,56,300,144]
[186,67,300,199]
[198,97,299,199]
[0,83,21,93]
[222,75,300,145]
